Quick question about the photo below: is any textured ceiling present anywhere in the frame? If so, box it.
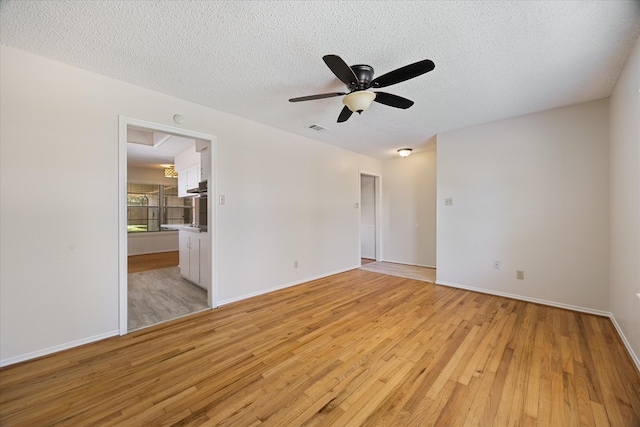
[1,1,639,159]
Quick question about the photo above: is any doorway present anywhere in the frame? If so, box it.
[360,173,381,264]
[118,117,216,335]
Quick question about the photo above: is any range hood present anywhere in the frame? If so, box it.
[186,180,208,196]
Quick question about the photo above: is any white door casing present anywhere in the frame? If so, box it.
[118,116,217,335]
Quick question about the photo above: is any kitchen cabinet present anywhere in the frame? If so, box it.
[177,164,201,197]
[179,229,201,285]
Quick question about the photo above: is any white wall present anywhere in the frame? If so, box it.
[381,150,437,267]
[437,99,610,313]
[127,232,178,256]
[609,34,640,366]
[0,46,380,365]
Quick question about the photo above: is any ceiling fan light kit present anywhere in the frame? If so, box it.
[289,54,435,123]
[342,91,376,113]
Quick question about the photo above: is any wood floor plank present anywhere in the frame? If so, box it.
[1,269,639,426]
[128,250,179,273]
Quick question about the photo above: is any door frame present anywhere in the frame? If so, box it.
[359,172,382,262]
[118,116,217,335]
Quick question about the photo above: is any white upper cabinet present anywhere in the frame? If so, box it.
[174,145,201,198]
[177,164,201,197]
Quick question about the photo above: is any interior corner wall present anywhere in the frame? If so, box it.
[436,99,610,312]
[609,34,640,366]
[0,45,381,365]
[381,150,437,267]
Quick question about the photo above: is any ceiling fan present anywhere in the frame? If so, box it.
[289,54,435,123]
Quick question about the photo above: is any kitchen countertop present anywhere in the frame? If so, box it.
[161,224,202,232]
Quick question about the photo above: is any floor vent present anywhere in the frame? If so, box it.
[308,124,327,132]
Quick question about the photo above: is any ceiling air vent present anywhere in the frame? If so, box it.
[308,124,327,132]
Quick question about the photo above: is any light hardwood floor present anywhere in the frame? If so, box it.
[128,250,179,273]
[1,269,639,426]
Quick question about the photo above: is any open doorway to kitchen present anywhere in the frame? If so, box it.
[118,117,216,335]
[360,173,381,265]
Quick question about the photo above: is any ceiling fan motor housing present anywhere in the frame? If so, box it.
[350,64,374,90]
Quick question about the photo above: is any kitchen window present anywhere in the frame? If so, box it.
[127,183,192,232]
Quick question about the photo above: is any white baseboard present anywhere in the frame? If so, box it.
[0,330,119,368]
[1,266,360,367]
[435,280,610,316]
[436,280,640,373]
[416,263,437,269]
[218,265,360,307]
[608,314,640,373]
[6,276,636,376]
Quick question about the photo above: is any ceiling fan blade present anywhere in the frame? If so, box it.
[369,59,435,88]
[337,106,353,123]
[373,92,414,109]
[323,54,359,86]
[289,92,346,102]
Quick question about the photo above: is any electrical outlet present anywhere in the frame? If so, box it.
[294,260,298,268]
[517,270,524,280]
[445,198,453,206]
[493,260,501,269]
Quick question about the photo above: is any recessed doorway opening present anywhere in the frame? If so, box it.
[118,117,216,335]
[360,172,381,265]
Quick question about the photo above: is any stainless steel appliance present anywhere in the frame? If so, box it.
[190,180,208,231]
[198,182,207,232]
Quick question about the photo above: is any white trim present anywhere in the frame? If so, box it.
[118,118,128,335]
[0,330,119,368]
[376,176,382,262]
[217,265,359,307]
[416,263,437,269]
[435,280,610,317]
[118,116,217,335]
[208,139,218,310]
[609,314,640,373]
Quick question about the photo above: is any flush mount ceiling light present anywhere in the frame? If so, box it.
[398,148,412,158]
[164,165,178,178]
[342,91,376,113]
